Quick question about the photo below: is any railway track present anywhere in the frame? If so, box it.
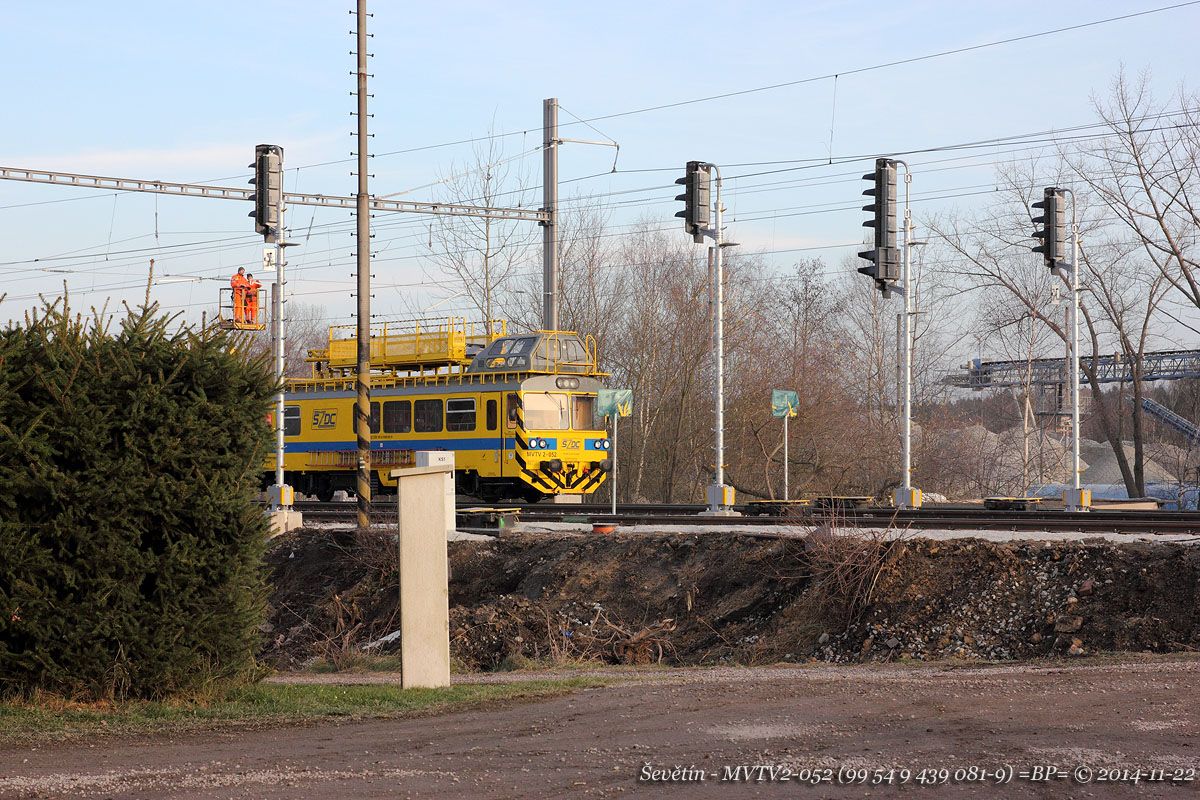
[287,500,1200,534]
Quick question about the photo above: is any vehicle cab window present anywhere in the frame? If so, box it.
[383,400,411,433]
[506,393,519,429]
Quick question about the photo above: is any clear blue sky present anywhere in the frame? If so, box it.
[1,1,1197,334]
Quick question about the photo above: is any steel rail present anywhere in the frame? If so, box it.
[288,500,1200,534]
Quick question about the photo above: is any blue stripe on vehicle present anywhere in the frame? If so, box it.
[287,437,507,452]
[284,436,599,453]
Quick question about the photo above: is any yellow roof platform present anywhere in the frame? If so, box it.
[308,318,506,372]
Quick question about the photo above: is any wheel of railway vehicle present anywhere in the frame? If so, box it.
[477,488,504,505]
[523,488,547,504]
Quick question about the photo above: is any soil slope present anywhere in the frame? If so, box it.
[262,529,1200,669]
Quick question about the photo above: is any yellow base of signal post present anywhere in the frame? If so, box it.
[1064,487,1092,512]
[265,484,302,536]
[700,484,739,516]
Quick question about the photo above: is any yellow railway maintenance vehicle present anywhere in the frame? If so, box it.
[270,319,612,503]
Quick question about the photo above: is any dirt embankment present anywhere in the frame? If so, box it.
[262,529,1200,670]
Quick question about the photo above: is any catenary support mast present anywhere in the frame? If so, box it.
[542,98,559,331]
[353,0,372,531]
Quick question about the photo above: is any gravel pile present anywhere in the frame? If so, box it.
[813,540,1198,663]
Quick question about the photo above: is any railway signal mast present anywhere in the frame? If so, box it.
[857,159,900,295]
[676,160,738,515]
[858,158,922,510]
[1031,187,1089,512]
[248,144,294,514]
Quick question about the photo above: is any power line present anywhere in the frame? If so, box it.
[281,0,1200,171]
[573,3,1200,126]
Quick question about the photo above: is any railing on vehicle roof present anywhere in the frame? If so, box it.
[298,323,603,382]
[305,318,506,373]
[469,330,601,376]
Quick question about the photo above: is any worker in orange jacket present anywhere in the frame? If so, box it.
[231,267,248,323]
[245,273,262,325]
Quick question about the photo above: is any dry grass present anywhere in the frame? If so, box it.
[761,515,909,652]
[0,679,602,745]
[802,524,904,628]
[537,606,678,666]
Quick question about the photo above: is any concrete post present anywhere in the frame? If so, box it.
[390,458,454,689]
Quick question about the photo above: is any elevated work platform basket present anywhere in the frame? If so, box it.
[308,318,507,372]
[217,286,267,331]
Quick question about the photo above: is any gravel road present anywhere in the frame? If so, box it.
[3,656,1198,798]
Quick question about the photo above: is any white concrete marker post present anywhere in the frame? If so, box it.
[389,452,454,689]
[415,450,456,538]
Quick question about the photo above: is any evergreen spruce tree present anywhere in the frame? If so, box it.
[0,303,276,699]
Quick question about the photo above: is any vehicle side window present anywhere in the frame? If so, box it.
[415,399,443,433]
[564,339,586,363]
[284,405,301,437]
[506,393,519,429]
[351,402,380,434]
[446,398,477,431]
[383,400,411,433]
[486,399,498,431]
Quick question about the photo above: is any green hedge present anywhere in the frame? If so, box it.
[0,304,277,700]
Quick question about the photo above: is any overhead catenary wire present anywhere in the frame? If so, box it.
[4,100,1197,307]
[6,180,1167,306]
[5,97,1193,263]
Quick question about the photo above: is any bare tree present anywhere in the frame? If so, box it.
[929,147,1170,498]
[504,201,623,341]
[1075,71,1200,326]
[423,137,537,325]
[244,301,328,378]
[601,222,711,502]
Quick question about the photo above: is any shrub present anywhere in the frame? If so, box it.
[0,303,276,700]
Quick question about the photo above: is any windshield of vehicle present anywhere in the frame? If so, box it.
[523,392,570,430]
[573,395,596,430]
